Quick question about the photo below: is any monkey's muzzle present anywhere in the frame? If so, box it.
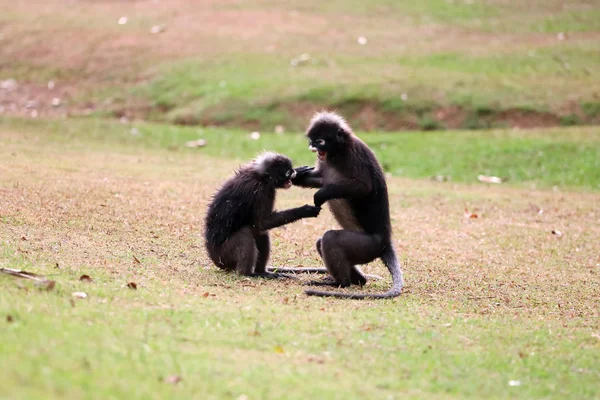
[283,170,296,189]
[309,146,326,161]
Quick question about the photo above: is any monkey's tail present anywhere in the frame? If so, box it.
[304,246,404,300]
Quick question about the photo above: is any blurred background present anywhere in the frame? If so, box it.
[1,0,599,132]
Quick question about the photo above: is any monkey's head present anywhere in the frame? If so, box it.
[253,152,297,189]
[306,111,352,161]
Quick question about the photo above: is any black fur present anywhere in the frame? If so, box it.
[205,152,320,277]
[293,112,404,299]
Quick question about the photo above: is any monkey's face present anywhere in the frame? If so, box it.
[308,130,342,161]
[308,138,328,161]
[269,159,296,189]
[307,119,349,161]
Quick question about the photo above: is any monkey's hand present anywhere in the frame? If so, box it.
[297,204,321,218]
[313,190,327,208]
[291,166,314,185]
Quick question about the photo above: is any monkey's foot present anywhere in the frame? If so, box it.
[252,272,298,280]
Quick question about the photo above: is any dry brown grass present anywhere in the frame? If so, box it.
[1,130,598,328]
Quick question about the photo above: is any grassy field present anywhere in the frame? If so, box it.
[1,118,599,398]
[1,0,599,397]
[1,0,600,130]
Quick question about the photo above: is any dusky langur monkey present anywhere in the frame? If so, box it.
[291,112,404,299]
[205,152,321,277]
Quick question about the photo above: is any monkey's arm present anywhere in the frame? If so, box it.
[313,181,371,207]
[292,166,323,188]
[256,205,320,231]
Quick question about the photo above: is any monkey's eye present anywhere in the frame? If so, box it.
[285,170,292,177]
[315,139,326,146]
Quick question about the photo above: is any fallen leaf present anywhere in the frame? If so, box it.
[164,375,182,384]
[477,175,503,184]
[150,24,166,34]
[551,230,563,237]
[0,78,18,91]
[274,345,284,353]
[36,280,56,291]
[307,355,325,364]
[202,292,210,298]
[281,297,289,304]
[127,282,137,290]
[133,255,141,264]
[464,208,478,219]
[185,138,206,148]
[72,292,88,299]
[249,131,261,140]
[21,236,27,241]
[79,274,93,282]
[6,315,13,323]
[1,267,54,290]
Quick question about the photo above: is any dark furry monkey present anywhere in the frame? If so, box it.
[292,112,404,299]
[205,152,320,277]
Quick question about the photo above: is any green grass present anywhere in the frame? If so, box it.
[2,263,598,399]
[2,117,599,190]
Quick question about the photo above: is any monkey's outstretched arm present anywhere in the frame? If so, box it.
[313,181,371,207]
[256,205,320,231]
[292,166,323,188]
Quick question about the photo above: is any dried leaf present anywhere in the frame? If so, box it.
[164,375,182,384]
[36,280,56,291]
[249,131,261,140]
[281,297,289,304]
[79,274,93,282]
[6,315,13,323]
[464,208,478,219]
[202,292,210,298]
[307,355,325,364]
[150,24,167,34]
[133,255,141,264]
[551,230,563,237]
[127,282,137,290]
[274,345,284,353]
[185,139,206,148]
[477,175,503,184]
[1,267,55,290]
[72,291,88,299]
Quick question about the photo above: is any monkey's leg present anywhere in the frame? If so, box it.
[253,233,297,279]
[321,230,383,287]
[254,233,270,274]
[219,227,258,276]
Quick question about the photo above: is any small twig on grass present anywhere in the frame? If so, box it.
[467,296,496,300]
[0,267,56,290]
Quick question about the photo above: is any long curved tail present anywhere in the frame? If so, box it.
[304,246,404,300]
